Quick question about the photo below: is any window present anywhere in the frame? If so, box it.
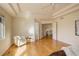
[0,16,5,39]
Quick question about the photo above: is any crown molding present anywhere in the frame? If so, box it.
[53,4,79,18]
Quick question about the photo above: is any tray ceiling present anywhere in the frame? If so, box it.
[0,3,78,21]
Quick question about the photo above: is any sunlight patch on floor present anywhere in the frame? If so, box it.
[14,45,26,56]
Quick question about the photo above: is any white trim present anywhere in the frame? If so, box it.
[0,16,5,39]
[53,4,79,18]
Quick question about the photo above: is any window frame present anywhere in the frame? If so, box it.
[0,16,5,39]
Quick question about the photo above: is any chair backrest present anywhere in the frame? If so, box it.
[14,36,21,40]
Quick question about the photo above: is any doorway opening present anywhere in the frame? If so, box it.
[42,23,52,39]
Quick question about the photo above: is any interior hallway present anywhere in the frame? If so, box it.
[3,37,69,56]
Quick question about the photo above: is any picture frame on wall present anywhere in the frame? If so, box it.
[75,20,79,36]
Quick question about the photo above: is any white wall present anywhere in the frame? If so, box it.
[35,22,40,40]
[0,9,12,55]
[53,10,79,45]
[39,23,43,39]
[52,22,57,40]
[13,13,35,42]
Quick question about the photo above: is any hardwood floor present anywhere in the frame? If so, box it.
[3,37,69,56]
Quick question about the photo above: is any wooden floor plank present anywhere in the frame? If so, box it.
[3,37,69,56]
